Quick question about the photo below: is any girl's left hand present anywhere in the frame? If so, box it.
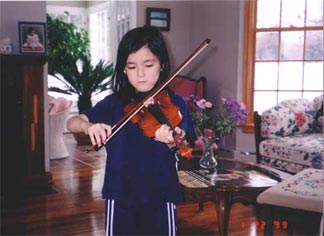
[154,124,185,144]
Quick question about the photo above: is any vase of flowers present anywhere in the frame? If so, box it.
[184,95,248,170]
[199,128,218,170]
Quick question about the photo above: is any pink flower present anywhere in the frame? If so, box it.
[196,99,213,109]
[196,99,206,109]
[205,101,213,108]
[239,101,247,110]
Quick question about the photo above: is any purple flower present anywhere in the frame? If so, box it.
[221,97,248,125]
[183,94,201,102]
[186,94,248,138]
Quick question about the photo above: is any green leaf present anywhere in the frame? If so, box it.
[47,13,114,111]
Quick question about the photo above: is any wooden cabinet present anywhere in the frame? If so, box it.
[1,54,52,202]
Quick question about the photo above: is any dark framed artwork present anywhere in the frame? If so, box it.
[19,22,47,54]
[146,8,170,31]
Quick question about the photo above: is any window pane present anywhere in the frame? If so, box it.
[256,32,279,60]
[257,0,280,28]
[303,92,324,101]
[280,31,304,60]
[254,62,278,90]
[278,62,303,90]
[254,91,277,112]
[304,62,324,90]
[306,0,323,26]
[305,31,324,60]
[281,0,306,27]
[278,92,303,102]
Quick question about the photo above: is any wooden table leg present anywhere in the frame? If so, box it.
[214,192,233,236]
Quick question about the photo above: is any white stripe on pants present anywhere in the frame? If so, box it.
[167,202,176,236]
[105,200,176,235]
[105,199,115,236]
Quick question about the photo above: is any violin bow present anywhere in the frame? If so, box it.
[85,38,211,152]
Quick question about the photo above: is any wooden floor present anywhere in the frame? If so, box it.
[1,133,320,236]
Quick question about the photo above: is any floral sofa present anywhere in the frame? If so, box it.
[254,95,323,174]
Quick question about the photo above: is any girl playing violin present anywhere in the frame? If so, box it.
[67,26,197,235]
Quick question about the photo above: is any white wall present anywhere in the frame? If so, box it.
[136,1,192,73]
[0,1,47,54]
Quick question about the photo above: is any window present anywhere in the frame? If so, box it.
[88,1,132,103]
[88,1,132,66]
[243,0,323,133]
[89,8,111,66]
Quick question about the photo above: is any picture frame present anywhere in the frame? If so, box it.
[146,8,170,31]
[18,22,47,54]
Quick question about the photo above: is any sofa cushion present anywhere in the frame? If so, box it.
[307,95,323,132]
[309,95,323,111]
[261,105,314,138]
[279,98,312,112]
[315,103,323,127]
[307,103,323,133]
[259,133,323,173]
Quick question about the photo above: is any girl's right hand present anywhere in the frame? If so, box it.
[82,122,112,147]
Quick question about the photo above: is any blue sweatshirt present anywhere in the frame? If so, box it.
[83,91,196,204]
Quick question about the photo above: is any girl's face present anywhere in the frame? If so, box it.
[124,45,161,93]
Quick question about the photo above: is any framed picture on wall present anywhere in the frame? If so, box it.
[18,22,47,54]
[146,8,170,31]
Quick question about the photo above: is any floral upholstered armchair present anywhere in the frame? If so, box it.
[254,95,323,174]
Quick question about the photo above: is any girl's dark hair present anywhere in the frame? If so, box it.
[112,26,170,103]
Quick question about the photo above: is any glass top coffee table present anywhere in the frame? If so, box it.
[177,156,287,236]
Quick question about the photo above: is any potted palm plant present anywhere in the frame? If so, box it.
[47,13,114,144]
[47,13,114,113]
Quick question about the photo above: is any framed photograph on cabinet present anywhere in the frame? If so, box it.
[19,22,47,54]
[146,8,170,31]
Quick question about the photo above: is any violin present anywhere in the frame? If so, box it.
[124,90,182,137]
[124,89,192,158]
[85,38,211,158]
